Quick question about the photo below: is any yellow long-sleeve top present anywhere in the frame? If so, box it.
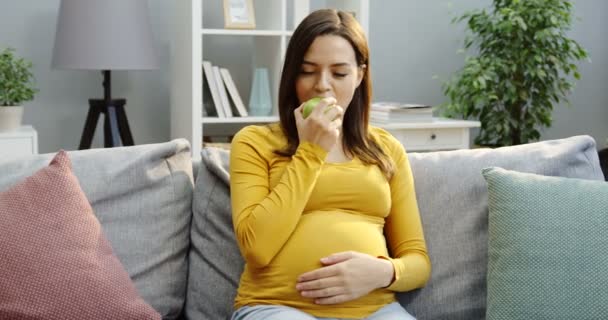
[229,123,431,319]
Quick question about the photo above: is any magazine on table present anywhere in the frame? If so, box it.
[371,102,434,123]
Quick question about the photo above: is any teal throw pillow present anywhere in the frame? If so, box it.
[482,167,608,320]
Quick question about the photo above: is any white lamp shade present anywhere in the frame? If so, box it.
[52,0,159,70]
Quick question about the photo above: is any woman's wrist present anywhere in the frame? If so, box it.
[297,141,329,162]
[377,258,395,288]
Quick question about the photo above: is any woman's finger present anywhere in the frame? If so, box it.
[324,105,343,121]
[329,118,342,131]
[296,276,342,291]
[311,97,337,117]
[300,286,345,299]
[294,104,305,122]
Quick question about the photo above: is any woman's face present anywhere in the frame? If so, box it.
[295,35,364,113]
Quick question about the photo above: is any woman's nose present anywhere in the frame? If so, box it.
[314,73,331,93]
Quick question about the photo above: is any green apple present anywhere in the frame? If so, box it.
[302,97,323,119]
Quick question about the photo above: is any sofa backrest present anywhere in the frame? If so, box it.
[185,135,603,320]
[0,139,194,320]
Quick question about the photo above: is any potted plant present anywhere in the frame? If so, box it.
[440,0,588,147]
[0,48,37,132]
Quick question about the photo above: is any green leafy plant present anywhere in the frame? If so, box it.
[441,0,588,146]
[0,48,37,106]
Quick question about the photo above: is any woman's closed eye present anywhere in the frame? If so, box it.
[299,70,349,78]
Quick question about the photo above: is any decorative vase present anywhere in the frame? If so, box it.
[248,68,272,116]
[0,106,24,132]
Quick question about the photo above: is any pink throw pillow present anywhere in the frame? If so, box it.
[0,151,160,320]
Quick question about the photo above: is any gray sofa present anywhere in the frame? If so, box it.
[0,134,603,320]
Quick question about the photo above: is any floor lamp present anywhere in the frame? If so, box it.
[52,0,159,149]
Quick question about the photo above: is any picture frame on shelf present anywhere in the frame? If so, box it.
[223,0,256,29]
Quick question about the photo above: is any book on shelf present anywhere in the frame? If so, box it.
[213,66,233,117]
[370,101,434,123]
[220,68,248,117]
[202,60,225,118]
[202,60,251,119]
[202,65,213,117]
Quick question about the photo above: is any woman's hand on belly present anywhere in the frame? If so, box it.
[295,251,395,305]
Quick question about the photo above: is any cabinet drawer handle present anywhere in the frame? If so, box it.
[430,133,437,140]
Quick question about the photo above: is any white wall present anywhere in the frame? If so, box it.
[0,0,606,153]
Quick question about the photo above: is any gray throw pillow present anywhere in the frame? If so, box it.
[399,135,604,320]
[185,147,242,320]
[0,140,194,319]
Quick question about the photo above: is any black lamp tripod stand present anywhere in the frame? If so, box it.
[78,70,134,149]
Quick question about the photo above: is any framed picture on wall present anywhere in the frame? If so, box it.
[223,0,256,29]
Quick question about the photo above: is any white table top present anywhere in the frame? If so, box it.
[371,118,481,130]
[0,125,36,137]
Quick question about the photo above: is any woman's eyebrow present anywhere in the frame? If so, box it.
[302,60,351,67]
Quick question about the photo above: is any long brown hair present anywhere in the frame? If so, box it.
[275,9,394,180]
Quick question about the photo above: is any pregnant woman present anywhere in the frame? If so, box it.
[229,8,431,320]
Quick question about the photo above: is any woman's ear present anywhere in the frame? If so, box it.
[356,64,367,87]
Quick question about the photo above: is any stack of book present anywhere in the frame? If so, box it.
[370,102,434,123]
[202,60,248,118]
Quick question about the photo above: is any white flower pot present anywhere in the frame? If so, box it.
[0,106,24,132]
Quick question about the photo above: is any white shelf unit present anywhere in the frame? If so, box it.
[171,0,369,158]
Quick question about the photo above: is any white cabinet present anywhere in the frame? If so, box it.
[375,118,481,151]
[170,0,369,159]
[0,126,38,160]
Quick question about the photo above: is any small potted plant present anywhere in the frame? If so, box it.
[440,0,588,147]
[0,48,37,132]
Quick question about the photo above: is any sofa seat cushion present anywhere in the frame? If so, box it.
[0,140,194,319]
[399,135,604,320]
[482,167,608,319]
[0,151,160,319]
